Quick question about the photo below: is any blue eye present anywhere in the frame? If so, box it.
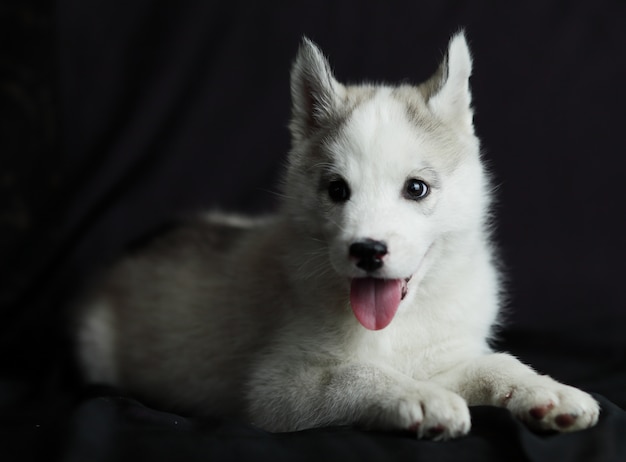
[404,178,429,200]
[328,178,351,203]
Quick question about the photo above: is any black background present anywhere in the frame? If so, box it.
[1,1,625,461]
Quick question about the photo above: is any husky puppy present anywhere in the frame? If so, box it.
[76,33,599,440]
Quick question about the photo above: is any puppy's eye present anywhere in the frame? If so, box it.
[404,178,429,200]
[328,178,351,203]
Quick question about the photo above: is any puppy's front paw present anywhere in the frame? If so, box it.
[503,377,599,432]
[379,386,471,441]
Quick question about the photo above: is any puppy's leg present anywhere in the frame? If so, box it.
[435,353,600,432]
[247,361,471,440]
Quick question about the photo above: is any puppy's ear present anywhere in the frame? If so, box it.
[423,32,474,133]
[290,38,344,140]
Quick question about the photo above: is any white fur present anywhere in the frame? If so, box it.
[77,299,118,384]
[75,33,599,440]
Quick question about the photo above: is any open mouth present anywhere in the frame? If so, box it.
[401,276,411,300]
[349,276,412,331]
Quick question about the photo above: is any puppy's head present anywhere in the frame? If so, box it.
[282,33,491,329]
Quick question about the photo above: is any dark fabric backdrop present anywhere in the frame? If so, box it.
[1,1,625,461]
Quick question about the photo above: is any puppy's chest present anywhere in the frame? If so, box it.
[348,324,457,379]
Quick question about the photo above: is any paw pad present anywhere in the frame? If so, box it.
[529,402,554,420]
[408,422,421,433]
[426,425,446,437]
[555,413,577,429]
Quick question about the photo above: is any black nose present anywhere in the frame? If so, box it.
[349,239,388,272]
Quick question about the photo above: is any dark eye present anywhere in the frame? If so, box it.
[328,178,351,203]
[404,178,429,200]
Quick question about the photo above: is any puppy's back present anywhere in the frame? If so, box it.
[75,213,270,416]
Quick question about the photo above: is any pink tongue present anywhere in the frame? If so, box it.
[350,278,403,330]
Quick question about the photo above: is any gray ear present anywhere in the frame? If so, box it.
[289,38,344,140]
[424,32,474,133]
